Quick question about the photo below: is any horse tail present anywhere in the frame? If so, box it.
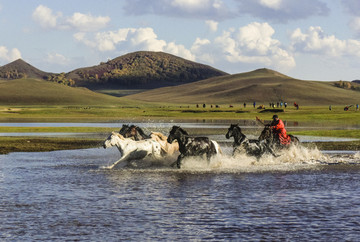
[211,140,222,155]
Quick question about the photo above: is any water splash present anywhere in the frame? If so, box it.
[102,145,360,172]
[167,144,327,172]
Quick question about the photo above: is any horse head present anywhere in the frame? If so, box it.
[167,126,188,143]
[119,124,131,137]
[258,125,273,143]
[103,132,124,148]
[225,124,241,139]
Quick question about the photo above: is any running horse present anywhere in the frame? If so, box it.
[119,124,151,140]
[167,126,221,169]
[226,124,278,159]
[119,124,179,156]
[103,132,163,169]
[258,124,299,149]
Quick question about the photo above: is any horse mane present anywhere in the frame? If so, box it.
[151,131,167,141]
[135,126,149,137]
[119,124,129,134]
[112,131,125,140]
[174,126,189,135]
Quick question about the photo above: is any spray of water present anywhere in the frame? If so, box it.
[171,145,330,172]
[104,144,360,172]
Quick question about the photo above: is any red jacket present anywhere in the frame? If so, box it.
[272,119,291,145]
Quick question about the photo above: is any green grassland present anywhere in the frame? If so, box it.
[1,104,359,154]
[1,104,359,124]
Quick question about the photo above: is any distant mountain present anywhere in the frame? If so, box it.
[352,80,360,84]
[0,59,51,79]
[127,68,360,105]
[66,51,228,89]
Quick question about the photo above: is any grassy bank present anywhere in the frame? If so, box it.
[0,137,103,154]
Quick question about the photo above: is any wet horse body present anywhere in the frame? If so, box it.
[103,132,163,169]
[167,126,221,169]
[258,125,299,149]
[226,124,278,159]
[119,124,179,156]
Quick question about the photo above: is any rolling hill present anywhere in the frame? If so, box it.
[126,68,360,105]
[67,51,228,89]
[0,59,51,79]
[0,78,126,105]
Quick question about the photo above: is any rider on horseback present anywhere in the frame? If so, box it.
[270,115,291,145]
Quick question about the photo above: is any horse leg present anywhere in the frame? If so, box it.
[105,155,129,169]
[266,144,280,158]
[176,154,184,169]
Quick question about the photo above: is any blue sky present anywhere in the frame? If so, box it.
[0,0,359,81]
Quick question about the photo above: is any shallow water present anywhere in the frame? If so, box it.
[1,146,360,241]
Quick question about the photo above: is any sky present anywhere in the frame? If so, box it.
[0,0,359,81]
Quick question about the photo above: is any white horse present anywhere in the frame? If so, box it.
[103,132,163,169]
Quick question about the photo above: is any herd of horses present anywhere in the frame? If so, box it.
[103,123,300,169]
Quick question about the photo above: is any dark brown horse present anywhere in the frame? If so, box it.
[119,124,151,141]
[258,125,299,149]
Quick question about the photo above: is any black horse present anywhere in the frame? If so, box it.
[167,126,220,169]
[119,124,151,141]
[258,125,299,149]
[226,124,278,159]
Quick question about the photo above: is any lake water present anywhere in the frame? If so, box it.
[1,144,360,241]
[1,122,360,240]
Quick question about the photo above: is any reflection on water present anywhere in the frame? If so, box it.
[1,146,360,241]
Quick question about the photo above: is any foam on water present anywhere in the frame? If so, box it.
[102,145,360,173]
[176,145,327,173]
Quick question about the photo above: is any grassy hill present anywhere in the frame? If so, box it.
[67,51,228,89]
[127,68,360,105]
[0,59,51,79]
[0,78,127,105]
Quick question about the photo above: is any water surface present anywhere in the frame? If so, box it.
[1,147,360,241]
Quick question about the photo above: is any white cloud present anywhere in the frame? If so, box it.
[191,38,214,63]
[32,5,110,32]
[66,12,110,32]
[0,46,22,63]
[164,42,195,61]
[213,22,295,70]
[290,26,360,57]
[205,20,218,32]
[259,0,282,10]
[32,5,60,29]
[74,27,195,60]
[46,53,70,66]
[74,21,294,72]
